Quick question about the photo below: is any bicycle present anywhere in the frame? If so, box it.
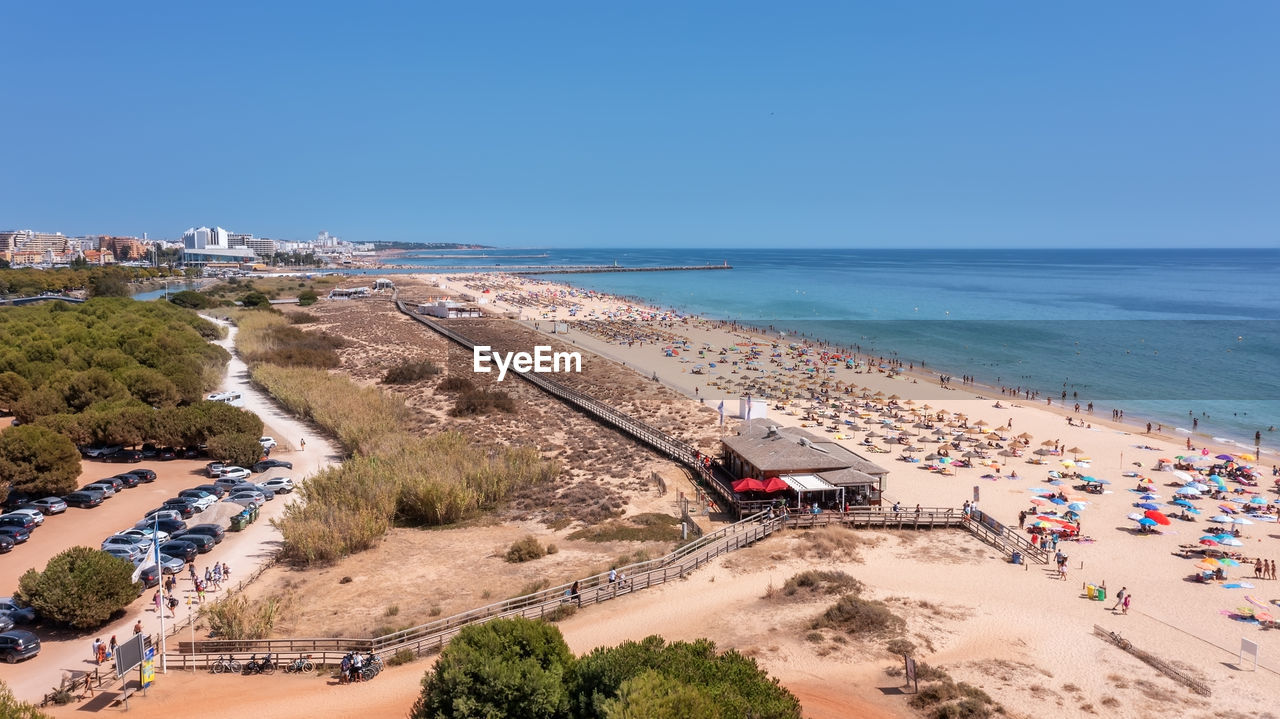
[210,655,241,674]
[283,655,315,674]
[242,653,276,675]
[360,654,384,682]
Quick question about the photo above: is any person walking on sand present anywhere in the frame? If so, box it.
[1111,587,1127,611]
[1122,593,1132,615]
[108,635,118,661]
[91,638,103,665]
[1256,559,1264,579]
[570,581,582,607]
[133,620,143,635]
[1270,559,1277,581]
[300,437,306,450]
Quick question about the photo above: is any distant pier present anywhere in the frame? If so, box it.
[374,263,733,274]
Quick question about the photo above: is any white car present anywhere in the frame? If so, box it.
[6,509,45,527]
[177,491,216,512]
[259,436,277,450]
[120,527,170,546]
[225,491,265,508]
[102,534,152,554]
[260,477,294,494]
[216,466,251,481]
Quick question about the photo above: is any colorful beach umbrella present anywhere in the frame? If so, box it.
[1143,510,1171,525]
[1136,502,1160,511]
[1137,517,1158,527]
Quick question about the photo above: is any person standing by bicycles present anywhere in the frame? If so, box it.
[351,651,364,682]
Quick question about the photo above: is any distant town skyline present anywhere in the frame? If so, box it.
[1,3,1277,249]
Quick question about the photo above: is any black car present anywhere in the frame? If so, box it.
[153,517,187,534]
[180,447,202,459]
[182,523,226,544]
[0,615,12,633]
[140,444,160,459]
[0,599,36,624]
[159,499,197,519]
[124,468,157,483]
[169,531,215,553]
[63,490,104,509]
[111,473,142,489]
[136,565,160,588]
[158,448,177,460]
[0,527,30,544]
[252,459,293,473]
[158,540,198,563]
[193,484,227,499]
[0,536,13,553]
[102,449,143,463]
[0,514,37,531]
[0,630,41,663]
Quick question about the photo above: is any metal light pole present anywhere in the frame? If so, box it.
[187,596,195,674]
[154,514,167,673]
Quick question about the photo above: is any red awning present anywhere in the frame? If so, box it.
[761,476,789,493]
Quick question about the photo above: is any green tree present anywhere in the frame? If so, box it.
[87,268,131,297]
[17,547,140,629]
[62,369,130,412]
[569,636,801,719]
[0,679,50,719]
[297,289,318,307]
[601,670,721,719]
[11,386,68,424]
[168,290,216,309]
[0,371,32,412]
[240,292,271,308]
[0,424,82,498]
[412,617,574,719]
[205,432,264,467]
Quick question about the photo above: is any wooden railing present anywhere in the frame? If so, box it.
[962,509,1049,564]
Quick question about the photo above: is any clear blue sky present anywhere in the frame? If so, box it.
[1,2,1276,248]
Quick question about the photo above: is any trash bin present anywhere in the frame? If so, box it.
[1086,584,1096,600]
[249,504,260,523]
[1011,551,1023,565]
[230,513,248,531]
[1096,587,1106,602]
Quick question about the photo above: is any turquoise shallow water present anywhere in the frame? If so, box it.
[302,248,1280,450]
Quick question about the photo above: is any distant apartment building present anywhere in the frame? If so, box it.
[182,226,229,250]
[316,230,340,247]
[1,229,71,263]
[100,236,146,261]
[246,236,276,258]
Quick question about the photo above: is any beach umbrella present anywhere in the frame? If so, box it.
[1040,440,1056,447]
[1137,517,1157,527]
[1034,448,1054,456]
[1209,515,1232,523]
[1068,502,1087,512]
[1175,487,1200,496]
[732,478,766,493]
[1136,502,1160,511]
[1049,497,1067,505]
[1140,493,1159,500]
[1219,537,1244,547]
[1231,517,1254,525]
[1171,470,1193,482]
[1218,558,1242,567]
[1066,446,1084,455]
[1216,454,1234,461]
[760,476,789,493]
[1144,510,1171,526]
[1172,499,1194,509]
[1248,496,1267,505]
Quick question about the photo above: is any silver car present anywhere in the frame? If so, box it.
[260,477,294,494]
[225,491,265,508]
[102,534,151,555]
[103,546,143,565]
[120,527,169,546]
[141,553,186,575]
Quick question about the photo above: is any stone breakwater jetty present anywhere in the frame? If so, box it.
[374,263,733,274]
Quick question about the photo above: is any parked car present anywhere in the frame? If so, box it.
[63,491,104,509]
[110,472,142,489]
[140,444,160,459]
[157,447,177,460]
[225,491,265,508]
[181,523,226,545]
[101,543,144,564]
[168,531,214,553]
[26,497,68,515]
[193,484,227,499]
[102,449,143,463]
[99,476,127,492]
[123,468,157,483]
[259,436,278,450]
[158,540,198,563]
[121,527,170,545]
[152,518,188,535]
[181,447,202,459]
[176,489,216,512]
[205,462,226,477]
[0,615,13,633]
[231,483,274,501]
[0,527,31,544]
[159,499,197,519]
[252,459,292,473]
[0,514,37,531]
[5,508,45,526]
[136,564,161,588]
[217,466,251,481]
[0,536,13,553]
[143,508,186,524]
[81,482,116,498]
[0,599,36,624]
[155,553,186,575]
[78,445,122,458]
[0,630,41,663]
[103,532,153,553]
[260,477,295,494]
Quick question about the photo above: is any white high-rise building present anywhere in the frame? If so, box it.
[182,226,229,249]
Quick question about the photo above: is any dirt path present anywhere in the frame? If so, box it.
[7,320,340,703]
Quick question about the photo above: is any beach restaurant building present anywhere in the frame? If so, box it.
[721,419,888,508]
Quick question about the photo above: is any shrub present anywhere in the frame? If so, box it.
[0,424,82,500]
[17,547,139,629]
[600,669,721,719]
[382,360,440,385]
[885,638,917,657]
[437,375,474,393]
[781,570,863,598]
[297,289,318,307]
[545,604,577,622]
[286,311,317,324]
[201,594,285,640]
[412,618,574,719]
[387,648,416,667]
[450,387,515,416]
[205,432,265,468]
[240,292,271,308]
[810,595,905,638]
[568,514,681,543]
[506,535,548,563]
[168,290,216,309]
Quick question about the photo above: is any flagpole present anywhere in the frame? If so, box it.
[155,514,167,673]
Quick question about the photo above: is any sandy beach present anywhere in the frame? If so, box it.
[33,276,1280,719]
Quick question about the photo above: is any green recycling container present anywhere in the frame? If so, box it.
[1096,587,1106,602]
